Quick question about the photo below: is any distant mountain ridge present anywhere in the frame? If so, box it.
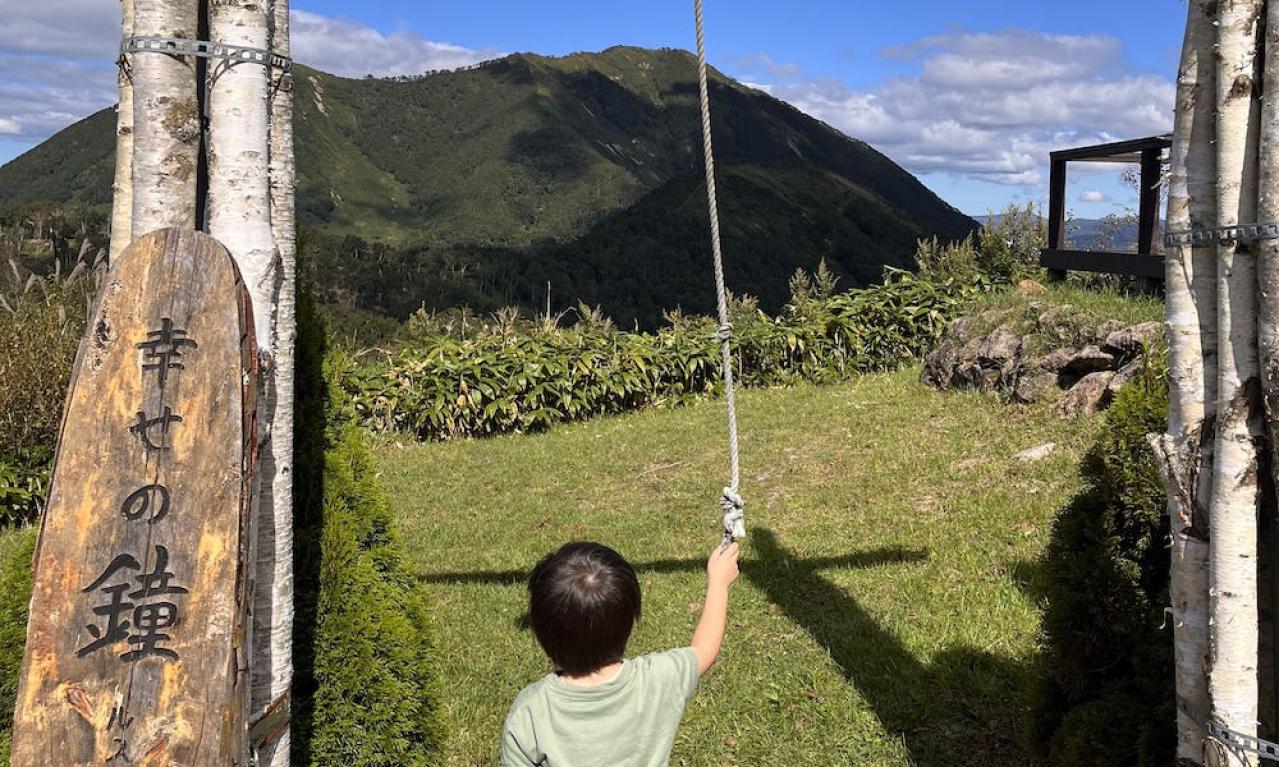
[0,46,976,326]
[970,212,1145,252]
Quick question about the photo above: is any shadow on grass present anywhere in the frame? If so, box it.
[419,527,1030,765]
[749,528,1030,766]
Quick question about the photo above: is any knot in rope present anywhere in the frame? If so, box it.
[720,487,745,544]
[714,322,733,343]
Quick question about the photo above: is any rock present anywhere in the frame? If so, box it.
[1107,358,1145,397]
[953,337,990,391]
[1055,371,1116,417]
[1096,319,1124,339]
[979,325,1022,366]
[1017,279,1047,296]
[921,341,959,389]
[1036,348,1075,374]
[1013,370,1062,404]
[1063,345,1117,375]
[946,315,976,341]
[976,325,1023,392]
[1103,321,1164,358]
[1014,442,1057,461]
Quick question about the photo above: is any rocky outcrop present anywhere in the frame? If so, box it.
[921,303,1162,417]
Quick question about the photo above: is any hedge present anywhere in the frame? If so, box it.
[291,288,446,766]
[0,529,36,765]
[342,270,982,440]
[1029,359,1172,765]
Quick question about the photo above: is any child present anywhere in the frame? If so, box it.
[501,540,741,766]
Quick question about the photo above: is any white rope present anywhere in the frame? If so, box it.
[693,0,745,546]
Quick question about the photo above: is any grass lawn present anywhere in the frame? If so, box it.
[378,365,1105,766]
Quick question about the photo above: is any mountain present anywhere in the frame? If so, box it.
[0,46,976,327]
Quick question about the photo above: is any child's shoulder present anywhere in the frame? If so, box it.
[630,647,699,683]
[631,646,697,668]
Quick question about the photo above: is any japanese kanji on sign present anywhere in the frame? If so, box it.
[11,228,258,766]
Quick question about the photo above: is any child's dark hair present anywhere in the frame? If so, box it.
[528,541,642,676]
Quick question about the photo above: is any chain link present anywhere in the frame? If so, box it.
[1163,222,1279,247]
[121,35,292,73]
[1178,696,1279,760]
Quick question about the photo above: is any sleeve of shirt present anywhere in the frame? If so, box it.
[658,647,701,703]
[500,707,540,767]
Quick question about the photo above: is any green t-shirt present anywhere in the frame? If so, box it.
[501,647,701,767]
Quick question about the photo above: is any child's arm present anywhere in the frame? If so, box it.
[690,542,740,675]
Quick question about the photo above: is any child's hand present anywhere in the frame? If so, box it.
[707,542,740,591]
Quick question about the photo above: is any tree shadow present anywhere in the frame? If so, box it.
[748,528,1031,766]
[421,527,1030,765]
[288,289,329,767]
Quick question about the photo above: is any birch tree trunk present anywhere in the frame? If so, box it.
[254,1,296,763]
[1152,2,1219,763]
[1209,3,1264,763]
[130,0,200,235]
[205,4,282,761]
[1257,0,1279,747]
[109,0,134,259]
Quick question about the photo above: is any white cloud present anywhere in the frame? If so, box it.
[739,29,1174,192]
[0,6,498,151]
[291,11,500,78]
[1080,190,1107,202]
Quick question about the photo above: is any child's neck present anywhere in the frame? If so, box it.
[558,661,624,687]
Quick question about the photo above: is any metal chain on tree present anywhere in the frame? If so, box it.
[693,0,745,547]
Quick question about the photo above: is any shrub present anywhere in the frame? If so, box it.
[0,254,100,523]
[342,269,982,441]
[1030,359,1172,766]
[291,289,446,767]
[914,234,983,284]
[0,529,37,765]
[977,202,1047,282]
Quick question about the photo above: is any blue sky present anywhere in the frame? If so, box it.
[0,0,1185,217]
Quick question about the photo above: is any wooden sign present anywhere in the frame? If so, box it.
[11,228,257,766]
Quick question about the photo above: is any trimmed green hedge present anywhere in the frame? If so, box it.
[291,289,445,766]
[342,270,982,440]
[0,529,36,765]
[1030,361,1172,766]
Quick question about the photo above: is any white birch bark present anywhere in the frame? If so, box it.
[1209,3,1264,764]
[130,0,200,235]
[205,3,281,760]
[1257,1,1279,749]
[253,0,295,763]
[109,0,134,259]
[1152,2,1218,763]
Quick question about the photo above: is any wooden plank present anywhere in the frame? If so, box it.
[11,228,256,766]
[1047,159,1068,251]
[1038,248,1166,280]
[1137,147,1162,255]
[1049,134,1173,162]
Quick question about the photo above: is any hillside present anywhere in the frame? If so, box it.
[0,46,976,326]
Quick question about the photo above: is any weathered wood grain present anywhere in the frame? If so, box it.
[11,228,257,766]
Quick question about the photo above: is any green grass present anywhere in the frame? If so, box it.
[975,283,1164,328]
[377,365,1102,766]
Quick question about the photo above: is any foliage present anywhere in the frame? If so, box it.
[0,529,36,765]
[340,269,983,440]
[291,289,446,766]
[1030,358,1172,766]
[0,251,102,523]
[913,233,983,284]
[977,202,1047,282]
